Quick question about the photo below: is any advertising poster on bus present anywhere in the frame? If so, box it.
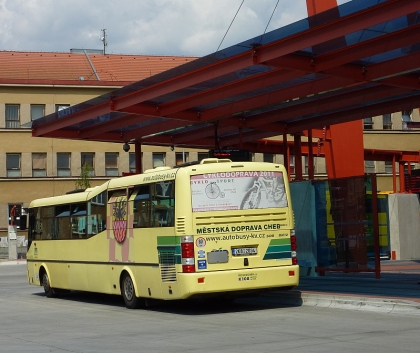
[191,171,287,212]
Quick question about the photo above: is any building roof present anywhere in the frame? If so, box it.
[0,50,197,85]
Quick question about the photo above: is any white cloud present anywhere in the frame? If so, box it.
[0,0,353,56]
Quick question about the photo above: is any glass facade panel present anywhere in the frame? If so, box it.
[32,153,47,177]
[81,153,95,176]
[382,114,392,130]
[31,105,45,121]
[363,117,373,130]
[6,154,21,177]
[263,153,274,163]
[5,104,20,128]
[153,153,165,168]
[197,152,209,162]
[105,152,119,176]
[129,153,136,173]
[176,152,188,165]
[57,153,71,177]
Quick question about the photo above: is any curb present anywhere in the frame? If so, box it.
[262,291,420,316]
[0,259,27,266]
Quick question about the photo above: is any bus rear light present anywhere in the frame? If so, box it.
[181,236,195,273]
[289,271,295,276]
[183,265,196,273]
[290,231,297,265]
[198,277,205,283]
[181,242,194,258]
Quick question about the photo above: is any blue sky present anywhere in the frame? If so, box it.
[0,0,351,56]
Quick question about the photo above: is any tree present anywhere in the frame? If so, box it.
[75,162,93,190]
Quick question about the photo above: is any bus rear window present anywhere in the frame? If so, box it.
[191,171,287,212]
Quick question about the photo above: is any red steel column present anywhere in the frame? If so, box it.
[294,133,303,181]
[399,162,406,192]
[306,0,338,14]
[307,0,365,178]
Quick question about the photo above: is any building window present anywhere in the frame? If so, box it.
[383,114,392,130]
[365,160,375,173]
[153,153,165,168]
[129,153,136,173]
[32,153,47,177]
[402,110,412,130]
[31,104,45,121]
[263,153,274,163]
[105,152,119,176]
[176,152,189,165]
[304,156,309,175]
[56,104,70,118]
[57,153,71,176]
[81,153,95,176]
[6,154,21,177]
[5,104,20,128]
[197,152,209,162]
[404,162,416,174]
[55,104,70,112]
[363,117,373,130]
[385,161,393,174]
[289,155,295,175]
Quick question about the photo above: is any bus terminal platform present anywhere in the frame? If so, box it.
[2,258,420,315]
[263,260,420,316]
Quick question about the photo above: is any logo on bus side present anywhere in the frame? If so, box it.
[112,196,127,243]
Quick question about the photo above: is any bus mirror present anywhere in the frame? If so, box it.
[19,215,27,231]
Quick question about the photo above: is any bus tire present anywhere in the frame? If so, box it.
[121,272,143,309]
[41,270,55,298]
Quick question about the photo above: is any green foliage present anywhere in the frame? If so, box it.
[75,163,93,190]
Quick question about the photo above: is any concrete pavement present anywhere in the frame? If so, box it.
[2,258,420,315]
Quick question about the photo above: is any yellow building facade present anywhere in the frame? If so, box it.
[0,51,419,244]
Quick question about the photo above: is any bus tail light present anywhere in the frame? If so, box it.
[181,236,196,273]
[291,231,298,265]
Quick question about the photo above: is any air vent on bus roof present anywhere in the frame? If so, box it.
[144,166,171,173]
[200,158,232,164]
[65,189,86,194]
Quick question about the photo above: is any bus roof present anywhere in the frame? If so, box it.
[29,183,109,208]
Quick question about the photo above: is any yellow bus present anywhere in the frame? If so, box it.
[26,158,299,308]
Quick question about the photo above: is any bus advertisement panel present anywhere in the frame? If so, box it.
[191,171,287,211]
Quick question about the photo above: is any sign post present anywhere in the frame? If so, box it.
[8,226,18,260]
[8,205,18,260]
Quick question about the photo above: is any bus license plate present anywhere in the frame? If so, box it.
[232,247,257,256]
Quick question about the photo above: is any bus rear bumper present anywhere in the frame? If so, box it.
[175,265,299,299]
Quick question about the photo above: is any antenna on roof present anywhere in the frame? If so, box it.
[100,28,108,55]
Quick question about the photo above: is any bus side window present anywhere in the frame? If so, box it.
[132,185,151,228]
[40,206,55,240]
[33,208,42,240]
[55,204,71,239]
[152,181,175,227]
[89,191,107,236]
[71,203,87,238]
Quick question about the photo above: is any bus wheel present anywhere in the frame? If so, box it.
[121,273,143,309]
[42,271,55,298]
